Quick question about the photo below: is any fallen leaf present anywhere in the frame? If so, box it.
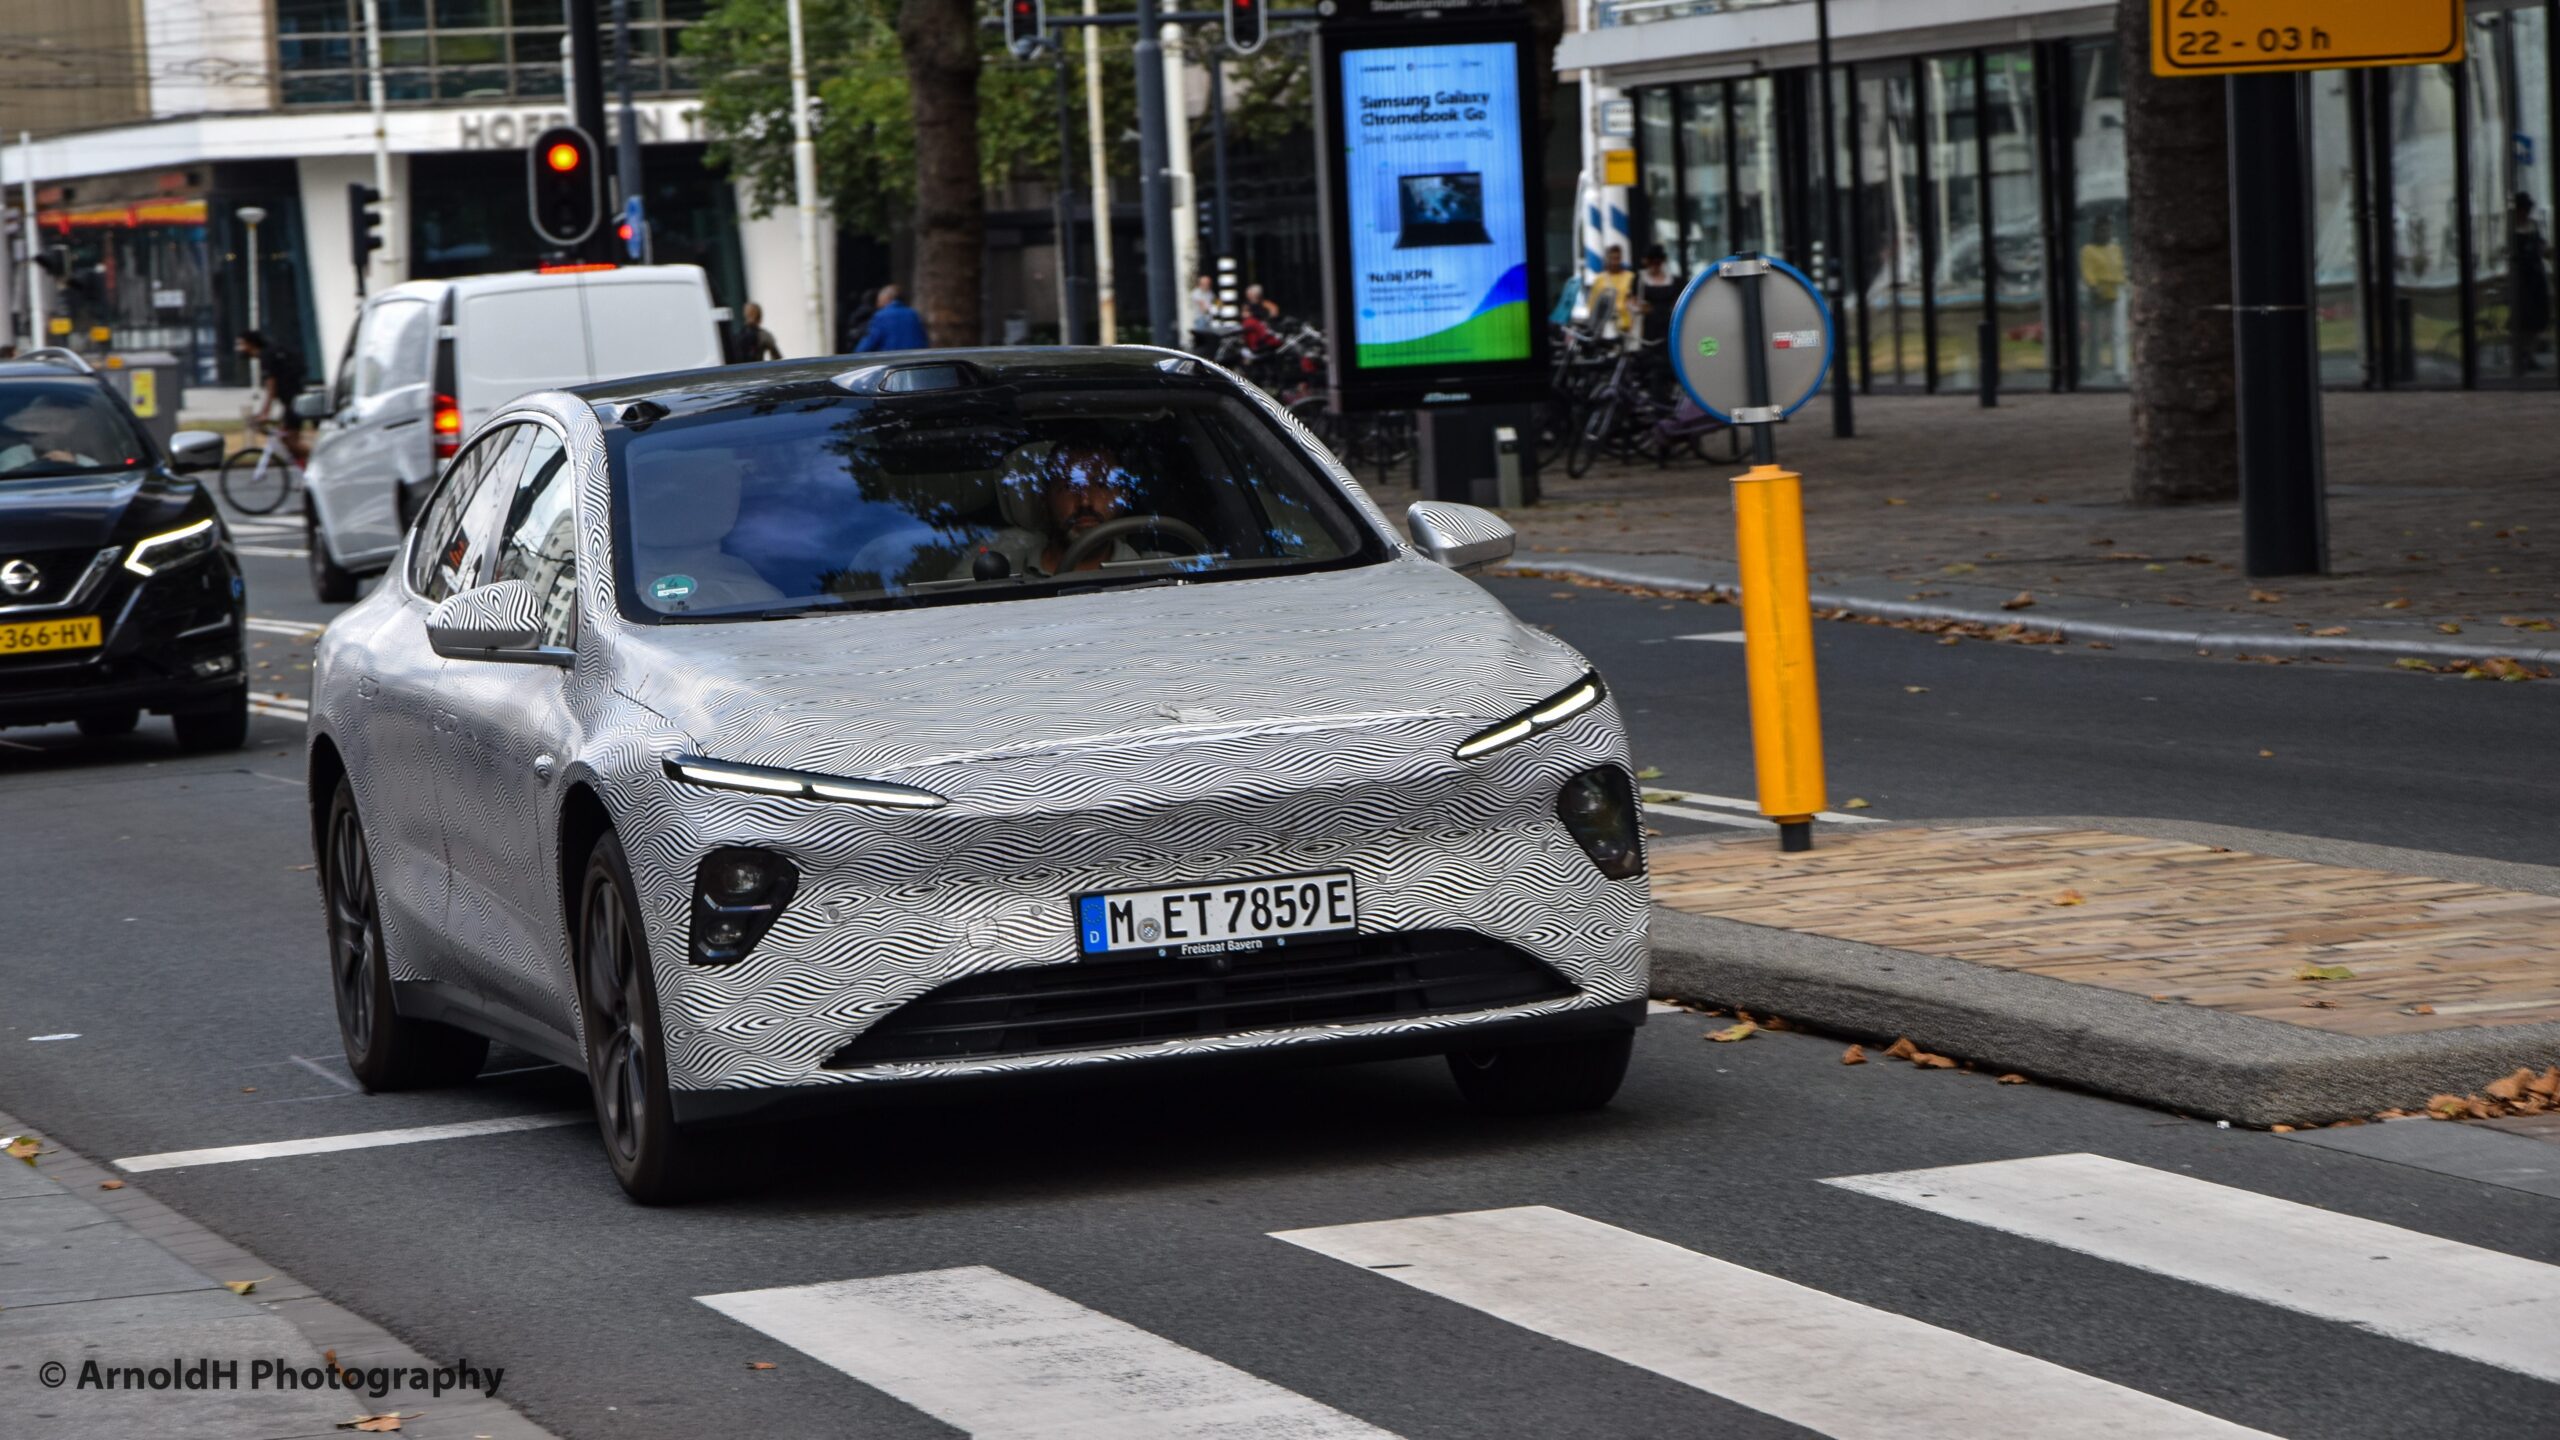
[1841,1044,1867,1065]
[4,1135,39,1166]
[2485,1068,2534,1102]
[1996,1073,2028,1085]
[2501,616,2555,631]
[1641,790,1679,804]
[2000,591,2035,611]
[1883,1037,1920,1061]
[1885,497,1907,506]
[2294,964,2354,982]
[746,1361,779,1371]
[2425,1094,2467,1119]
[2312,626,2350,637]
[2393,657,2434,671]
[2087,641,2114,650]
[242,1086,257,1094]
[1912,1053,1958,1069]
[2144,563,2169,572]
[2249,588,2283,603]
[339,1415,407,1433]
[1635,765,1663,780]
[2271,1124,2295,1133]
[2406,1003,2436,1016]
[1942,562,1978,574]
[98,1179,124,1190]
[1843,797,1871,810]
[2381,597,2411,610]
[2258,749,2275,758]
[2528,1068,2560,1100]
[2299,997,2337,1008]
[2436,622,2463,634]
[1759,1014,1794,1032]
[2052,888,2086,906]
[1705,1021,1757,1043]
[224,1278,267,1296]
[1903,685,1929,694]
[1937,635,1961,646]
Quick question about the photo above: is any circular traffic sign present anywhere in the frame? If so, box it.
[1668,253,1833,425]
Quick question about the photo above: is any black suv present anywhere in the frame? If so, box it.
[0,349,248,749]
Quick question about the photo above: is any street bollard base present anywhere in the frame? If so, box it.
[1779,820,1812,853]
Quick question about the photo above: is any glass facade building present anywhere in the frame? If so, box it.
[1621,0,2557,393]
[274,0,706,107]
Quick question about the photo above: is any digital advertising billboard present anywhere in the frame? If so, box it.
[1316,21,1546,410]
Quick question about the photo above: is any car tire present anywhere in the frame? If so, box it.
[76,709,139,738]
[308,505,358,603]
[170,689,250,752]
[321,779,490,1090]
[577,829,710,1205]
[1446,1030,1635,1116]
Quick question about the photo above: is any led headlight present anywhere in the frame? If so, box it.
[690,846,799,965]
[124,518,220,577]
[1453,673,1606,760]
[664,754,947,809]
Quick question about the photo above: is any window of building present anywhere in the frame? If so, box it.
[1679,83,1729,274]
[2067,40,2129,389]
[2469,5,2555,383]
[2308,68,2365,386]
[274,0,698,108]
[1855,63,1926,389]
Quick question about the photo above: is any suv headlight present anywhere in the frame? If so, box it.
[124,518,220,577]
[1453,672,1605,760]
[1557,767,1645,879]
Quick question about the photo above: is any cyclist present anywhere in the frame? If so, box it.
[235,329,309,467]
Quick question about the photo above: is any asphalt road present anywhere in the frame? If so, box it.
[0,533,2553,1438]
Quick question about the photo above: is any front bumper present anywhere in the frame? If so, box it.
[0,556,245,727]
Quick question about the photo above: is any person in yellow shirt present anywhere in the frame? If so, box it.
[1586,245,1635,336]
[2080,216,2126,377]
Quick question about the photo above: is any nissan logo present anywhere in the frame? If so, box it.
[0,559,41,597]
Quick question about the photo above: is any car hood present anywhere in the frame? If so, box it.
[611,558,1589,779]
[0,471,160,550]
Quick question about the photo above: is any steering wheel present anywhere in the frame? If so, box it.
[1054,514,1214,574]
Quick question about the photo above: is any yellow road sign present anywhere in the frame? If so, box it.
[129,369,158,418]
[2153,0,2463,76]
[1601,148,1636,188]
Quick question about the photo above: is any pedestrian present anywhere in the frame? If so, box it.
[842,286,880,353]
[2080,216,2126,379]
[853,283,929,353]
[234,328,309,466]
[1586,245,1634,337]
[1634,245,1681,344]
[731,301,782,363]
[2509,192,2551,374]
[1243,283,1280,324]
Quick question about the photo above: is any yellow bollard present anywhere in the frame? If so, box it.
[1730,463,1826,851]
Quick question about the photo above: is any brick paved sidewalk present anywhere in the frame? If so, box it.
[1511,391,2558,630]
[1650,824,2560,1042]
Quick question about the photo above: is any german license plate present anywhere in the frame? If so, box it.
[1078,872,1358,956]
[0,616,101,655]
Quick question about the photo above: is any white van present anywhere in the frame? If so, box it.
[301,264,727,600]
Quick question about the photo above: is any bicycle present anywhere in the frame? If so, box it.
[219,418,307,516]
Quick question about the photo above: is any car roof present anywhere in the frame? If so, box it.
[375,263,709,305]
[571,346,1214,414]
[0,354,112,383]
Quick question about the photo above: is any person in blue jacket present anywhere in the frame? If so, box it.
[853,284,929,352]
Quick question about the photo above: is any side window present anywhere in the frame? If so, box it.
[489,428,578,646]
[408,425,521,602]
[355,299,429,401]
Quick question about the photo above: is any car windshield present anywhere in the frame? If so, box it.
[610,379,1384,619]
[0,379,150,479]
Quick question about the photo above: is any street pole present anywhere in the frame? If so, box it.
[361,0,398,290]
[1084,2,1116,343]
[784,0,826,354]
[239,206,268,391]
[612,0,646,263]
[1163,24,1197,338]
[1208,54,1232,268]
[1054,49,1084,345]
[566,0,612,262]
[1816,0,1852,438]
[18,132,44,345]
[1133,0,1177,346]
[2226,72,2327,577]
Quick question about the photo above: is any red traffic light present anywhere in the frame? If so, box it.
[546,142,583,173]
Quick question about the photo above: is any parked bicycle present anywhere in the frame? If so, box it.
[1564,338,1744,477]
[219,418,307,516]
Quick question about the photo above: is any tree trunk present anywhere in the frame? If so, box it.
[2118,0,2236,505]
[897,0,984,347]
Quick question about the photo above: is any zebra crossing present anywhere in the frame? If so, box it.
[696,1151,2556,1438]
[222,511,308,558]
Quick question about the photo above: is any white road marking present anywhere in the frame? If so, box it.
[247,616,326,637]
[1647,787,1883,826]
[28,1033,80,1042]
[1675,631,1748,643]
[1647,802,1779,831]
[1644,1000,1683,1015]
[699,1265,1396,1439]
[1274,1205,2270,1440]
[236,545,311,558]
[288,1054,360,1092]
[113,1112,588,1173]
[1826,1152,2560,1384]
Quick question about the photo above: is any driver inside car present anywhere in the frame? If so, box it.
[965,440,1160,579]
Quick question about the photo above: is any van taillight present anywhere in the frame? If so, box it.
[433,395,461,459]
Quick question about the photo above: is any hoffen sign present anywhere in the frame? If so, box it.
[457,102,703,151]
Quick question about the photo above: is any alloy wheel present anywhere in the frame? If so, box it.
[326,805,378,1057]
[583,877,650,1167]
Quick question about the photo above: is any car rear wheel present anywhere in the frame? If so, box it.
[1446,1030,1634,1116]
[578,829,709,1204]
[75,709,139,738]
[308,505,357,603]
[170,689,250,752]
[322,779,490,1090]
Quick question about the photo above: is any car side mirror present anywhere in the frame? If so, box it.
[167,430,225,473]
[1406,501,1516,576]
[426,579,571,667]
[291,388,331,421]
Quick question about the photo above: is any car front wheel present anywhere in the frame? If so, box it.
[322,779,489,1089]
[578,829,710,1204]
[1447,1030,1634,1116]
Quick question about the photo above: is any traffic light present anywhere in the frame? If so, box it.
[1003,0,1043,58]
[1224,0,1262,56]
[526,125,603,248]
[348,183,384,263]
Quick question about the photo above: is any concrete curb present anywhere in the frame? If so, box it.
[1641,817,2560,1127]
[1509,556,2560,668]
